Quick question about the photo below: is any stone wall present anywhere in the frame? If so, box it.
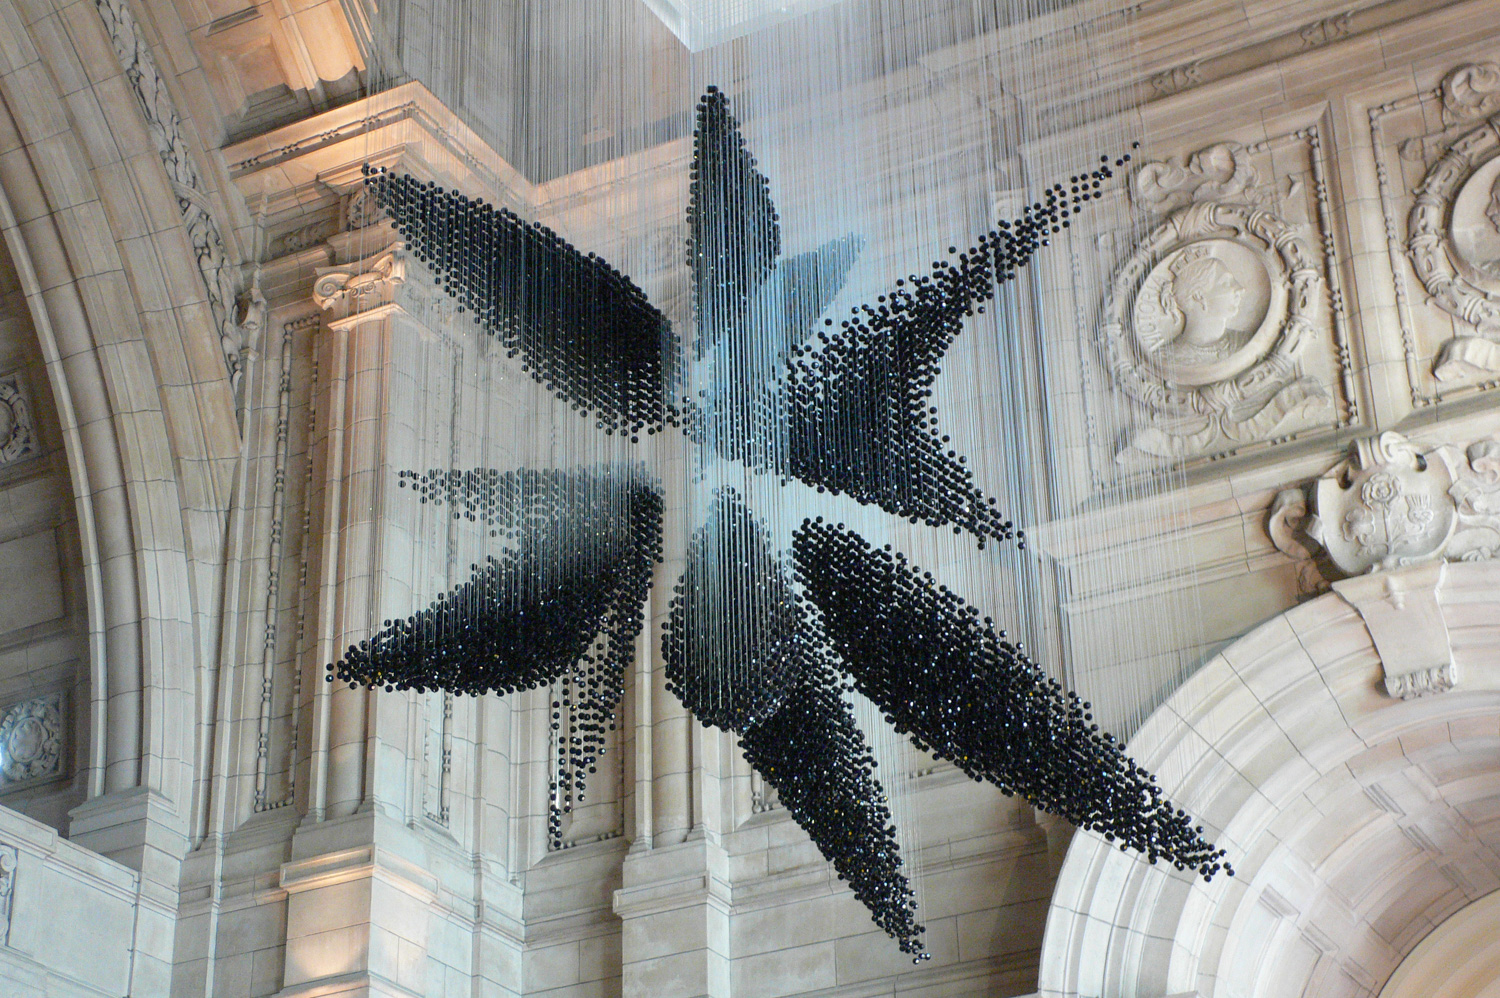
[0,0,1491,997]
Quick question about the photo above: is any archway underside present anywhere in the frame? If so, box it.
[1040,560,1500,998]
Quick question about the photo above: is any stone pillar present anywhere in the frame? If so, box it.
[616,837,732,998]
[280,240,455,997]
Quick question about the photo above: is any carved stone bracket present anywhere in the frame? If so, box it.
[1270,430,1500,578]
[1333,562,1456,700]
[0,373,38,469]
[1102,199,1332,463]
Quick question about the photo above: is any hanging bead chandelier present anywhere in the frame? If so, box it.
[329,86,1231,959]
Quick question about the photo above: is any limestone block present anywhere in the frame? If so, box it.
[0,530,62,634]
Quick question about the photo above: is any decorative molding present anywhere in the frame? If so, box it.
[93,0,244,389]
[421,692,452,827]
[1150,60,1203,97]
[228,101,421,176]
[0,693,65,789]
[0,373,39,468]
[0,843,15,945]
[285,326,323,813]
[1370,92,1434,407]
[1298,11,1353,49]
[1270,431,1500,577]
[269,218,340,258]
[253,314,317,812]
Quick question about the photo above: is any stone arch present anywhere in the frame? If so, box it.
[1039,559,1500,998]
[0,0,242,853]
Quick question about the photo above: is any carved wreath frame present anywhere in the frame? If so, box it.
[1101,201,1322,418]
[1407,116,1500,332]
[0,376,37,466]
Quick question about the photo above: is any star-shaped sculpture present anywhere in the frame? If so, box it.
[335,88,1229,957]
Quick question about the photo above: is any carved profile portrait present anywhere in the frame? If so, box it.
[1158,253,1247,360]
[1132,238,1276,386]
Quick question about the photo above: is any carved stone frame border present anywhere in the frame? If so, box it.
[1370,89,1500,406]
[1408,117,1500,330]
[1101,201,1321,418]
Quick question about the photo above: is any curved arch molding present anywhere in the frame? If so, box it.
[1040,559,1500,998]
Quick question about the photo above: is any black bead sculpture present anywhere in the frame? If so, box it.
[664,489,922,953]
[794,519,1232,879]
[738,664,922,953]
[329,467,661,845]
[342,86,1230,957]
[360,165,680,440]
[663,488,810,732]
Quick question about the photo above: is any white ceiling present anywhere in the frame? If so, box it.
[638,0,849,51]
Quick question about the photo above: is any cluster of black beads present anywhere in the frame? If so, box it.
[659,492,924,955]
[327,467,662,845]
[361,164,680,439]
[662,488,811,732]
[738,659,926,957]
[777,157,1124,549]
[687,231,864,471]
[687,86,782,360]
[792,519,1232,881]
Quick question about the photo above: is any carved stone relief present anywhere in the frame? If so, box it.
[1270,431,1500,578]
[1102,132,1348,464]
[1372,61,1500,402]
[0,373,38,469]
[313,244,410,321]
[93,0,244,390]
[0,693,65,789]
[1408,112,1500,377]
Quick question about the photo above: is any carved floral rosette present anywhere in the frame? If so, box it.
[0,374,38,468]
[1102,200,1331,462]
[1407,112,1500,379]
[0,693,64,788]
